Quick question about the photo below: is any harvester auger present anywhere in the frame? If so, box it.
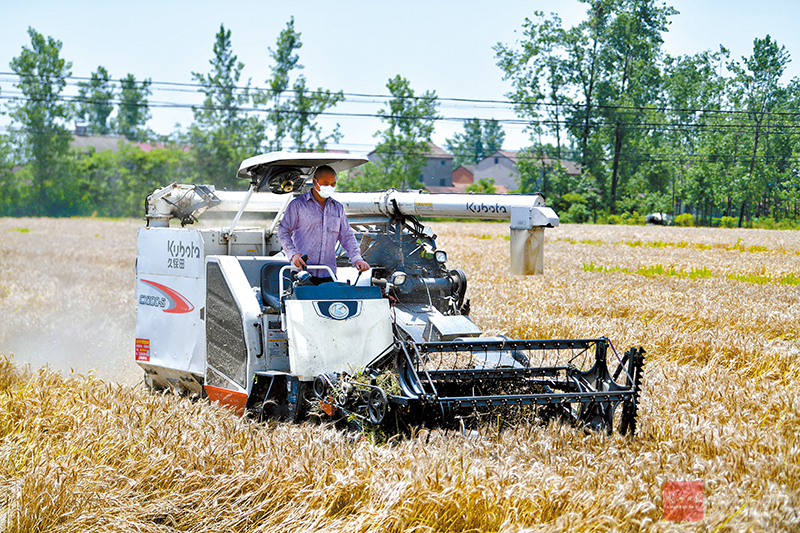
[135,152,645,436]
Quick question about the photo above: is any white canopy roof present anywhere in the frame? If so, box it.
[237,151,369,180]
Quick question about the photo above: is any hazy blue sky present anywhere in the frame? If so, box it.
[2,0,798,152]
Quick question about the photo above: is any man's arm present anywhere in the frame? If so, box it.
[277,202,304,267]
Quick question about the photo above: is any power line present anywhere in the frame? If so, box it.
[4,71,800,119]
[4,91,800,136]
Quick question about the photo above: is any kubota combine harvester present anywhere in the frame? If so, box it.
[135,152,644,434]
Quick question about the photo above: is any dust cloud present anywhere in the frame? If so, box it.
[0,217,144,385]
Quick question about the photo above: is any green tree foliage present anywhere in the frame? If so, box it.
[112,74,152,141]
[498,1,677,213]
[258,17,302,152]
[516,144,577,197]
[445,118,505,168]
[495,2,800,225]
[0,126,19,216]
[64,143,189,218]
[340,76,439,191]
[77,65,115,135]
[253,17,344,152]
[466,177,497,194]
[496,11,570,158]
[7,27,75,215]
[189,24,256,189]
[597,0,677,212]
[285,72,344,151]
[728,35,792,225]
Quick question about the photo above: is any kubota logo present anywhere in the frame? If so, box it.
[139,279,195,314]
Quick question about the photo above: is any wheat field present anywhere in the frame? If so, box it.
[1,217,798,532]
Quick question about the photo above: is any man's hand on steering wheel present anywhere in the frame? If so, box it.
[291,253,307,269]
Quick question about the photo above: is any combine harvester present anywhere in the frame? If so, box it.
[135,152,644,434]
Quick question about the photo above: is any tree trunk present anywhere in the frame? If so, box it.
[738,199,747,228]
[610,123,624,213]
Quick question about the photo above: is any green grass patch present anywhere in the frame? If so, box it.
[11,227,29,233]
[726,273,773,284]
[585,262,715,280]
[558,237,605,245]
[636,265,714,279]
[727,272,800,285]
[560,236,789,255]
[780,273,800,285]
[582,262,630,274]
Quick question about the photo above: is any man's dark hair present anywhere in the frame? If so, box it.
[315,165,336,179]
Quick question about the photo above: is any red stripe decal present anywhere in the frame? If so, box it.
[141,279,195,314]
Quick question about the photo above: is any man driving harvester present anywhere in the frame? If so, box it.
[277,165,370,285]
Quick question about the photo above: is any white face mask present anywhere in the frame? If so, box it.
[316,183,335,198]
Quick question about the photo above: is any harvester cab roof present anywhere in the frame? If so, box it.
[236,152,369,194]
[135,151,644,436]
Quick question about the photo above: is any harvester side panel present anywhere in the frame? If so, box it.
[135,227,206,393]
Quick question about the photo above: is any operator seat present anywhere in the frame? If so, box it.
[260,260,292,311]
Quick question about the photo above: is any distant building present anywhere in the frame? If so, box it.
[473,150,519,190]
[473,150,581,191]
[70,128,187,153]
[368,143,454,188]
[452,164,474,187]
[71,132,129,153]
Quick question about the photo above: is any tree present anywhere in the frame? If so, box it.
[498,1,676,213]
[77,65,114,135]
[445,118,505,168]
[496,11,571,159]
[253,17,344,151]
[285,73,344,151]
[466,177,497,194]
[659,49,727,217]
[482,119,505,155]
[256,17,302,151]
[596,0,677,212]
[0,106,20,215]
[192,24,251,133]
[112,74,152,141]
[728,35,791,226]
[7,27,74,215]
[189,24,255,188]
[340,76,439,191]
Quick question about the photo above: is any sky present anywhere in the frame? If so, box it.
[2,0,800,154]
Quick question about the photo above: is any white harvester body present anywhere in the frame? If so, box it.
[135,152,559,416]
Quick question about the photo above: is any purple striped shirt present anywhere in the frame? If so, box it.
[277,191,363,277]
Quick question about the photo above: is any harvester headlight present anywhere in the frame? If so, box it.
[434,250,447,264]
[391,270,407,286]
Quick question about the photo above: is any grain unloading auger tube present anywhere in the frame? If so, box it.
[135,151,645,435]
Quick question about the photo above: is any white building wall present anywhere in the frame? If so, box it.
[473,155,518,190]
